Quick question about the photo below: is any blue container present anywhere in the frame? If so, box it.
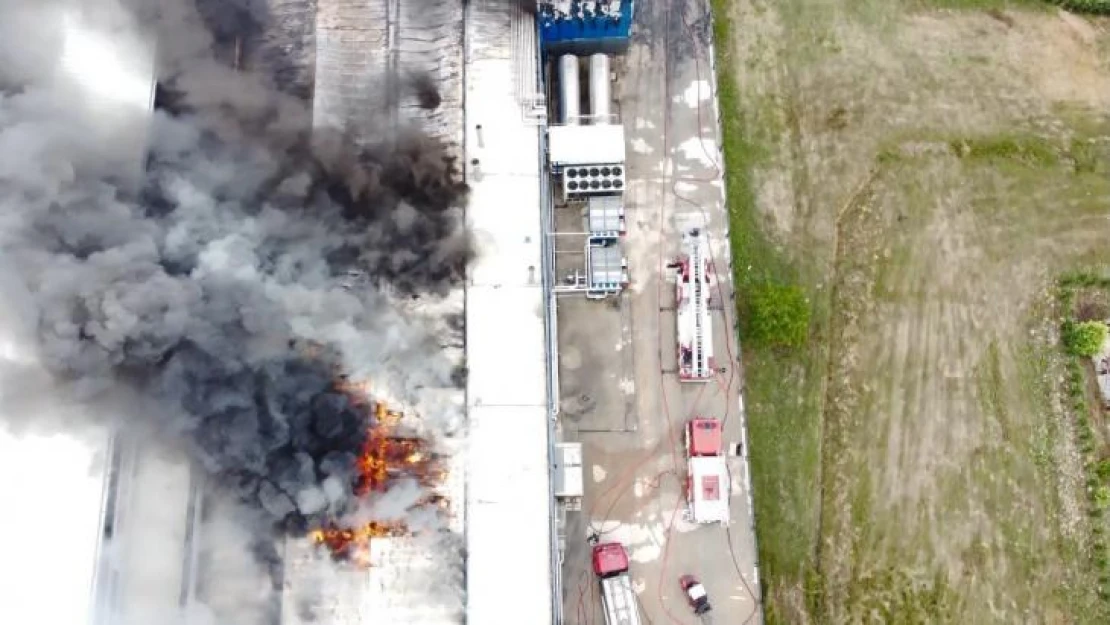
[537,1,634,55]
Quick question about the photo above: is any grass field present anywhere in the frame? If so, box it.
[713,1,1110,622]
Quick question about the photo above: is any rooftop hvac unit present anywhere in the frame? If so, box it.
[563,163,625,198]
[586,195,625,238]
[554,443,584,511]
[585,236,628,298]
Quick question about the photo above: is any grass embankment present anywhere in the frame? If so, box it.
[1058,274,1110,600]
[710,1,825,620]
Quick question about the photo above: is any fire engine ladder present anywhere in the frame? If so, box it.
[600,576,642,625]
[690,238,710,379]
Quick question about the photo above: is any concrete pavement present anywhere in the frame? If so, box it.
[556,2,763,624]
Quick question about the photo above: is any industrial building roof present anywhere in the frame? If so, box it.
[0,3,156,624]
[53,1,156,184]
[464,2,553,624]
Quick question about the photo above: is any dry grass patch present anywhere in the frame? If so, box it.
[718,1,1110,622]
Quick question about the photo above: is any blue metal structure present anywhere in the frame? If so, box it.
[536,1,635,55]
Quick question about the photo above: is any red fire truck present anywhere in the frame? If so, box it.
[684,417,730,524]
[592,542,643,625]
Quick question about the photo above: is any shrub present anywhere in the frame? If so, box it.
[1096,486,1110,511]
[1097,459,1110,481]
[746,281,811,348]
[1050,1,1110,16]
[1064,320,1108,358]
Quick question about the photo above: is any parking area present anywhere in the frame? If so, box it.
[555,2,762,624]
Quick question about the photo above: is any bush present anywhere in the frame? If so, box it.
[1064,320,1108,358]
[1096,486,1110,511]
[1051,0,1110,16]
[1097,459,1110,482]
[746,281,811,348]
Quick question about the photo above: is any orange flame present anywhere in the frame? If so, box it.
[309,381,448,566]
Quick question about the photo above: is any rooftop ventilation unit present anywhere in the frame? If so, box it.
[586,195,626,239]
[563,163,625,198]
[585,236,629,298]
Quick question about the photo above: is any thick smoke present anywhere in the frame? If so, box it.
[0,0,470,545]
[407,71,443,111]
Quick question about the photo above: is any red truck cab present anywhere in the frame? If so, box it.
[591,542,642,625]
[684,417,731,524]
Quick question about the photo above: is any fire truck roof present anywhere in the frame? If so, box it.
[687,456,731,524]
[688,417,722,456]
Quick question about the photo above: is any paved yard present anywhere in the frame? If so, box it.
[557,2,762,624]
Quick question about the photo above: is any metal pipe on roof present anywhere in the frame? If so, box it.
[588,53,610,123]
[558,54,580,125]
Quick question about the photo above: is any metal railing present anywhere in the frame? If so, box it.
[551,112,621,126]
[532,10,567,622]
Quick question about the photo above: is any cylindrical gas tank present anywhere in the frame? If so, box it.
[588,53,611,123]
[558,54,580,125]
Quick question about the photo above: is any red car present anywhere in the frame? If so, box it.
[679,574,712,616]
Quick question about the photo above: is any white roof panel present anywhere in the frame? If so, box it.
[467,288,547,407]
[466,406,552,625]
[0,427,109,625]
[467,172,543,288]
[112,443,195,625]
[464,73,540,178]
[464,3,553,624]
[549,124,626,166]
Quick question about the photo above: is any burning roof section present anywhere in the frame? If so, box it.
[309,384,449,567]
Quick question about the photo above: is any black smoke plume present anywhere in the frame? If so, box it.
[407,71,443,110]
[0,0,470,541]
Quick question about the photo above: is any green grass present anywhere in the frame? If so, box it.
[1050,0,1110,15]
[919,0,1110,15]
[951,134,1061,166]
[1058,275,1110,608]
[711,0,825,618]
[914,0,1045,9]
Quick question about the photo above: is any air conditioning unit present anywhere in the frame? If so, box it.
[562,163,625,197]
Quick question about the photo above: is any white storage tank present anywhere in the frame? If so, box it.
[558,54,580,125]
[589,53,611,123]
